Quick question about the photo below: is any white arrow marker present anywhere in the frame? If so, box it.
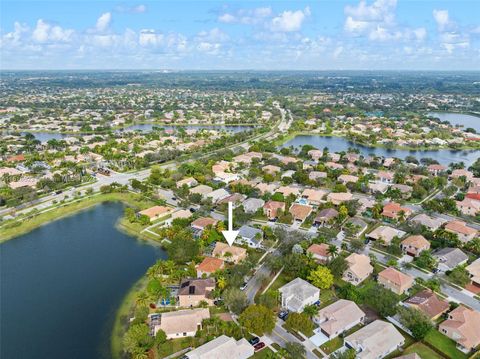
[222,201,238,246]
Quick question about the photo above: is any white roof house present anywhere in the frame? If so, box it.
[314,300,366,339]
[206,188,230,203]
[279,278,320,312]
[344,320,405,359]
[185,335,254,359]
[154,308,210,339]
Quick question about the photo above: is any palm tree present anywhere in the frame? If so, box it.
[135,291,150,307]
[217,276,227,290]
[164,260,177,276]
[328,244,338,257]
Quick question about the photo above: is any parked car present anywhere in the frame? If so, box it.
[254,342,265,351]
[278,310,289,320]
[249,337,260,346]
[240,282,248,291]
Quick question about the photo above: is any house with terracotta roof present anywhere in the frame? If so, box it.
[376,171,394,183]
[378,267,414,295]
[343,253,373,286]
[289,203,313,223]
[308,149,323,161]
[344,320,405,359]
[262,165,281,175]
[456,198,480,216]
[255,182,278,195]
[445,221,478,243]
[338,174,359,184]
[263,200,285,220]
[404,289,449,320]
[382,202,412,221]
[327,192,353,205]
[276,185,301,197]
[196,257,224,277]
[314,299,365,339]
[439,306,480,353]
[212,242,247,264]
[139,205,174,222]
[450,169,474,182]
[307,243,332,264]
[401,235,430,257]
[191,217,218,231]
[177,278,216,307]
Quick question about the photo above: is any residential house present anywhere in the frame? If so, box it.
[325,162,344,170]
[338,174,359,184]
[237,225,263,248]
[309,171,327,181]
[343,253,373,286]
[189,184,213,198]
[139,205,174,222]
[153,308,210,339]
[276,186,301,197]
[466,258,480,288]
[377,171,394,183]
[206,188,230,203]
[445,221,478,243]
[410,214,446,231]
[433,248,469,272]
[404,289,449,320]
[314,299,366,339]
[450,169,474,182]
[302,188,327,206]
[401,235,430,257]
[368,182,389,195]
[263,200,285,220]
[218,193,246,207]
[184,335,254,359]
[439,306,480,353]
[279,278,320,312]
[177,278,215,307]
[382,202,412,221]
[176,177,198,188]
[191,217,218,236]
[344,320,405,359]
[242,198,265,213]
[262,165,281,175]
[427,164,447,176]
[214,171,240,184]
[255,182,278,195]
[327,192,353,205]
[289,203,313,223]
[314,208,339,227]
[392,184,413,198]
[307,243,332,264]
[308,149,323,161]
[196,257,224,277]
[367,225,406,245]
[456,198,480,216]
[212,242,247,264]
[378,267,414,295]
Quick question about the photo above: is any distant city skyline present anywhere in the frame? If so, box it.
[1,0,479,70]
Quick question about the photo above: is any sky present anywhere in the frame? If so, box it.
[1,0,479,70]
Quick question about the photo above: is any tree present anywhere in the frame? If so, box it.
[223,287,248,315]
[239,305,275,336]
[414,250,437,271]
[327,244,338,257]
[398,306,433,340]
[285,312,314,335]
[284,342,306,359]
[123,323,154,356]
[155,329,167,346]
[364,284,399,317]
[448,266,470,287]
[303,304,319,318]
[328,256,348,278]
[331,348,356,359]
[307,266,334,289]
[166,232,200,263]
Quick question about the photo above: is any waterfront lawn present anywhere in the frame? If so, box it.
[424,330,468,359]
[320,336,343,354]
[403,342,444,359]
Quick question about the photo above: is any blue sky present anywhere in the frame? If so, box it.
[1,1,479,70]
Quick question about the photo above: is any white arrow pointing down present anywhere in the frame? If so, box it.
[222,201,238,246]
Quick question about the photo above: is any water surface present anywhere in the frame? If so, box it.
[428,112,480,133]
[0,202,165,359]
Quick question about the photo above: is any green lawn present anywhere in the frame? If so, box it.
[424,330,468,359]
[266,271,290,293]
[403,342,445,359]
[252,347,275,358]
[320,336,343,354]
[319,288,336,308]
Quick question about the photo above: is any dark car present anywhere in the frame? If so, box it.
[249,337,260,346]
[254,342,265,351]
[278,310,289,320]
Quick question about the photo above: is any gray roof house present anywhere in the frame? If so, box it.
[279,277,320,313]
[185,335,254,359]
[237,225,263,248]
[242,198,265,214]
[410,214,447,231]
[433,248,469,272]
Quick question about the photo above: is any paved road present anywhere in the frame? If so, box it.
[267,319,318,359]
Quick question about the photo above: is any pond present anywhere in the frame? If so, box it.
[281,135,479,166]
[123,123,254,133]
[0,202,166,359]
[428,112,480,133]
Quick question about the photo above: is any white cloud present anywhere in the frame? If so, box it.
[270,7,310,32]
[218,7,272,25]
[132,5,147,13]
[218,13,236,23]
[95,12,111,32]
[32,19,74,43]
[139,29,163,47]
[433,9,450,30]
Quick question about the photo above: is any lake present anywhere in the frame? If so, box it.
[428,112,480,133]
[0,202,165,359]
[281,135,479,166]
[123,124,254,133]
